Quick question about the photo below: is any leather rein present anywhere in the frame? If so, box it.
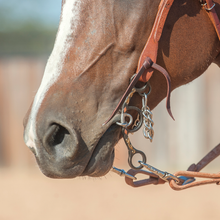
[105,0,220,191]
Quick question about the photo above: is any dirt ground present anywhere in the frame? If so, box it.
[0,167,220,220]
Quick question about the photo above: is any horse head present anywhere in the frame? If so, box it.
[23,0,220,178]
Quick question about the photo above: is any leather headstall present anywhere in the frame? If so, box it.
[104,0,220,125]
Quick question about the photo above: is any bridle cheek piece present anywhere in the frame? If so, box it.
[109,0,220,190]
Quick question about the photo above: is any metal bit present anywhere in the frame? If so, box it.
[111,167,137,180]
[139,161,180,183]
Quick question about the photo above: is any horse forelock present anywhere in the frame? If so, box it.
[24,0,82,153]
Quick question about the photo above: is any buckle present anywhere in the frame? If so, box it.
[201,2,216,11]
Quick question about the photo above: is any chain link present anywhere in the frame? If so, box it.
[143,107,154,141]
[137,83,154,142]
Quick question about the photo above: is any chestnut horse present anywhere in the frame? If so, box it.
[24,0,220,178]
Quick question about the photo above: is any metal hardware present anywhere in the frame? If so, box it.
[178,176,195,185]
[142,93,154,141]
[119,106,143,133]
[205,3,215,11]
[129,74,149,94]
[116,112,133,128]
[112,0,220,191]
[132,114,140,130]
[200,2,207,7]
[200,0,216,11]
[116,88,137,129]
[139,161,180,183]
[124,144,220,190]
[111,167,137,180]
[123,128,147,169]
[115,74,154,170]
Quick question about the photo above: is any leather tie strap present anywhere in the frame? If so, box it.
[103,57,174,125]
[137,0,174,83]
[151,62,174,120]
[104,0,175,125]
[103,58,153,125]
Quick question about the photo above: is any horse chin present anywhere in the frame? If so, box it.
[81,124,122,177]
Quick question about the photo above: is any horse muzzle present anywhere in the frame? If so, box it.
[24,110,121,178]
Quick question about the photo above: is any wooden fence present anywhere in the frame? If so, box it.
[0,57,45,167]
[0,57,219,171]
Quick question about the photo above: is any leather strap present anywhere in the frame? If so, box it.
[104,0,175,125]
[187,143,220,172]
[203,0,220,40]
[151,61,174,119]
[104,0,220,125]
[103,57,174,125]
[103,58,153,125]
[138,0,220,83]
[137,0,174,82]
[125,143,220,190]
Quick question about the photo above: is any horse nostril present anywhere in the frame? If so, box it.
[43,124,70,154]
[49,124,70,147]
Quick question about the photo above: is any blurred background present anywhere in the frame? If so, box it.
[0,0,220,219]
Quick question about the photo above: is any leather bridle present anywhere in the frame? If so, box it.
[105,0,220,125]
[106,0,220,190]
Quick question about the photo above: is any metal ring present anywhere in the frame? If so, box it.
[122,128,147,170]
[205,3,215,11]
[130,74,149,94]
[128,149,147,170]
[135,83,149,94]
[200,2,207,7]
[116,112,133,128]
[143,128,154,142]
[138,83,151,97]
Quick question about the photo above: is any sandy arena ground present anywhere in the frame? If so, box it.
[0,167,220,220]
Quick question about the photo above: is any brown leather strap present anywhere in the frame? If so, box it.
[137,0,220,82]
[125,143,220,190]
[151,62,174,120]
[103,0,176,124]
[169,170,220,191]
[103,57,174,125]
[121,0,220,191]
[103,57,153,125]
[126,169,220,190]
[137,0,174,83]
[203,0,220,40]
[104,0,220,125]
[187,143,220,172]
